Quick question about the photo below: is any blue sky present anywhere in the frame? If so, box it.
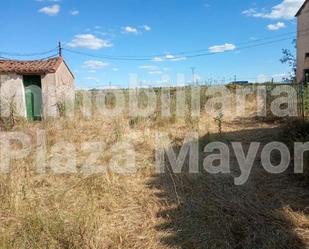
[0,0,305,88]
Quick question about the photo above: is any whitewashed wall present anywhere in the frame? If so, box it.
[0,74,26,117]
[0,60,75,119]
[41,61,75,118]
[41,72,57,117]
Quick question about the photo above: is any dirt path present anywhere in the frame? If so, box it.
[148,120,309,249]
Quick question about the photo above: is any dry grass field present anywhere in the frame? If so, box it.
[0,87,309,249]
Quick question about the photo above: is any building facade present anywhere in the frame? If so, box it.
[296,0,309,84]
[0,57,75,119]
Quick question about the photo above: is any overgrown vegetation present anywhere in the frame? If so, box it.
[214,111,224,134]
[0,86,308,248]
[0,96,19,130]
[281,119,309,182]
[280,40,297,83]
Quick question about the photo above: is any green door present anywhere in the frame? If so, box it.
[23,75,42,120]
[25,89,34,120]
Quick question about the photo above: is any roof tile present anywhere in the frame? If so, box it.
[0,57,63,75]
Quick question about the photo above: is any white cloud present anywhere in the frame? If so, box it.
[255,73,287,83]
[171,56,187,61]
[112,68,119,72]
[38,4,60,16]
[84,77,99,82]
[152,54,187,62]
[267,22,286,30]
[242,8,260,17]
[67,34,113,50]
[153,56,164,62]
[139,65,170,75]
[149,71,163,75]
[94,31,108,36]
[256,74,272,83]
[273,73,288,78]
[139,65,163,75]
[165,54,175,59]
[143,25,151,31]
[139,65,159,71]
[208,43,236,53]
[83,60,109,70]
[70,10,79,16]
[242,0,304,20]
[123,26,138,34]
[122,25,151,34]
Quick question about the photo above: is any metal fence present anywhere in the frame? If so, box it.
[76,83,309,119]
[264,83,309,119]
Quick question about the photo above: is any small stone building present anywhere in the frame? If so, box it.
[296,0,309,84]
[0,57,75,119]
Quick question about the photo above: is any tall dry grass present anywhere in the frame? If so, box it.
[0,85,308,248]
[0,116,164,249]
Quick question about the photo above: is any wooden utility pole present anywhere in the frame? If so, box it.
[58,42,62,57]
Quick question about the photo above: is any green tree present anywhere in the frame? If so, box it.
[280,40,296,83]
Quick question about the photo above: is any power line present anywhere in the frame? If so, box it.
[0,47,58,57]
[185,36,296,59]
[0,54,60,61]
[63,48,151,61]
[138,31,298,57]
[63,35,297,61]
[66,28,306,60]
[1,27,308,62]
[62,28,309,61]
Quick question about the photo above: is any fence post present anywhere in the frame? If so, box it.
[301,82,305,119]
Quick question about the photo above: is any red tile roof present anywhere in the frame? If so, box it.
[0,57,63,75]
